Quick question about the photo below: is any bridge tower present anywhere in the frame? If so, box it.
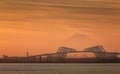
[56,47,76,62]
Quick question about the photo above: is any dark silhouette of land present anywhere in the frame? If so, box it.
[0,46,120,63]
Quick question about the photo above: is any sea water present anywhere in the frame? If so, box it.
[0,63,120,74]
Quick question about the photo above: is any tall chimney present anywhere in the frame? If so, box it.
[27,52,29,57]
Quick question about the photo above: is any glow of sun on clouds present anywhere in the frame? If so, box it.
[0,0,120,57]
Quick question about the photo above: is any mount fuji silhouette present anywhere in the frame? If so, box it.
[62,34,98,50]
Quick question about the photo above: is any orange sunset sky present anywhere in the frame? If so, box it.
[0,0,120,57]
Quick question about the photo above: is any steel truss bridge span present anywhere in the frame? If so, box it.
[2,46,120,63]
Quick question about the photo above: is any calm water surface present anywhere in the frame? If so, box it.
[0,63,120,74]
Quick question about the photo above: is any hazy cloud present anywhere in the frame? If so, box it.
[0,0,120,56]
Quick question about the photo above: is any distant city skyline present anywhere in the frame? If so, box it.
[0,0,120,57]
